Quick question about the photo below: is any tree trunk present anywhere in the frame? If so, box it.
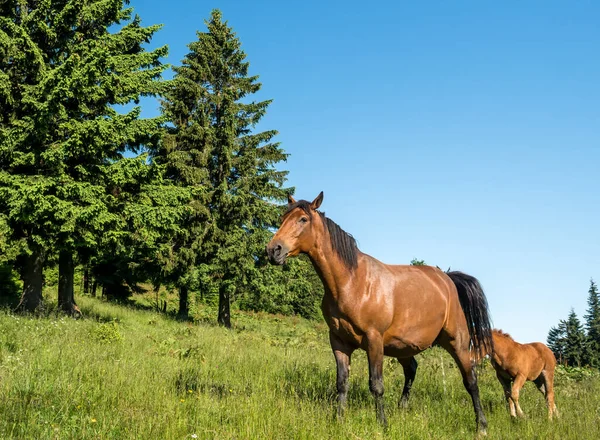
[178,285,189,319]
[91,278,97,297]
[15,246,45,313]
[218,283,231,328]
[58,251,82,317]
[83,264,90,295]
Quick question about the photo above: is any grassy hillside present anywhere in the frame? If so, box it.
[1,295,599,439]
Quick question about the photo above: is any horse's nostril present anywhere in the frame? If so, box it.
[275,244,282,255]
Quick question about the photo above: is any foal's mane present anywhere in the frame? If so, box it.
[493,329,514,341]
[284,200,358,270]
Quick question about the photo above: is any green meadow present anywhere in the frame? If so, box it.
[1,294,599,440]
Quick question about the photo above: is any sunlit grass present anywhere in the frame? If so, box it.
[0,295,598,439]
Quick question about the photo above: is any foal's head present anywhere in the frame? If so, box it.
[266,192,324,265]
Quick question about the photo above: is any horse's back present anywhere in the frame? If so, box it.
[530,342,557,370]
[373,262,458,356]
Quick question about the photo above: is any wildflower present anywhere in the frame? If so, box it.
[91,418,97,423]
[191,435,198,439]
[180,399,185,403]
[188,389,193,394]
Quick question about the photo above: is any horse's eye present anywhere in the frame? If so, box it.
[300,217,308,224]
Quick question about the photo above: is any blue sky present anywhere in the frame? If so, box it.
[131,0,599,344]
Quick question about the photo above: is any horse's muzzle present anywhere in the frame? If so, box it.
[266,240,288,265]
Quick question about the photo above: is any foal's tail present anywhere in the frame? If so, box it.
[446,271,494,359]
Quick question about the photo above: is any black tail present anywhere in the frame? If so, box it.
[446,271,494,358]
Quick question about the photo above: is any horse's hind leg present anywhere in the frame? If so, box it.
[510,374,526,418]
[398,357,418,408]
[442,341,488,434]
[540,369,558,420]
[533,376,546,395]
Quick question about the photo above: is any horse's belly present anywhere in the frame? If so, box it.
[383,335,433,358]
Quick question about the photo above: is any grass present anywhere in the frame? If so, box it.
[1,294,599,439]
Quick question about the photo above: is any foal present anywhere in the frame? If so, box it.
[490,330,558,419]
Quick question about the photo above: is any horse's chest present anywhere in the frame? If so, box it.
[322,295,367,347]
[326,313,364,347]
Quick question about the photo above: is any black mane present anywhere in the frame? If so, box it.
[285,201,358,270]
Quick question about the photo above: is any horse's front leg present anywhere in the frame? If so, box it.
[366,332,387,427]
[330,332,354,420]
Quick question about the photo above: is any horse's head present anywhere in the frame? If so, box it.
[266,191,324,265]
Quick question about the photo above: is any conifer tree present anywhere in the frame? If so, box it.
[564,309,586,367]
[584,279,600,367]
[0,1,170,313]
[157,9,290,326]
[547,320,567,365]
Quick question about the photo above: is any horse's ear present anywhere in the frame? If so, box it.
[287,194,297,206]
[310,191,324,210]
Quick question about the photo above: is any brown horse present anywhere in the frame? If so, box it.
[490,330,558,419]
[266,192,494,434]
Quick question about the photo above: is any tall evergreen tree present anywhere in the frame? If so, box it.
[547,320,567,365]
[158,9,290,326]
[0,1,170,313]
[584,279,600,367]
[564,308,586,367]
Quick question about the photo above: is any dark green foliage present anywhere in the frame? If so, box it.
[410,258,426,266]
[157,9,291,325]
[563,309,586,367]
[239,255,323,320]
[547,320,567,365]
[584,279,600,367]
[547,280,600,369]
[0,264,21,305]
[0,0,181,312]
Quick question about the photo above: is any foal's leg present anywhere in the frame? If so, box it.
[533,376,546,396]
[398,357,418,408]
[510,374,526,418]
[366,332,387,427]
[496,371,516,416]
[330,332,354,420]
[444,343,488,434]
[541,369,559,419]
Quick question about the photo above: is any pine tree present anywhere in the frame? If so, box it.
[158,9,290,326]
[564,309,586,367]
[584,279,600,367]
[0,1,170,313]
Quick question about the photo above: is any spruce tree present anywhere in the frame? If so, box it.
[584,279,600,367]
[547,321,567,365]
[564,309,586,367]
[158,9,290,326]
[0,1,169,313]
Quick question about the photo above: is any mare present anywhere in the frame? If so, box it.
[490,329,558,419]
[266,192,494,434]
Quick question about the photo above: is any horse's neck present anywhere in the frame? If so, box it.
[307,241,357,303]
